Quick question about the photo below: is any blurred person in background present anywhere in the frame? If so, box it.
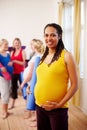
[0,39,13,119]
[8,37,26,109]
[20,38,45,127]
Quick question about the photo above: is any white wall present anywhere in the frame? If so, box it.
[1,0,87,113]
[0,0,58,46]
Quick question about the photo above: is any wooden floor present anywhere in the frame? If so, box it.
[68,105,87,130]
[0,96,87,130]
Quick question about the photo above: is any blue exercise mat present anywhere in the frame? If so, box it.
[20,72,28,100]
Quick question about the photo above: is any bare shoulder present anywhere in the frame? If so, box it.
[22,49,25,53]
[64,50,76,65]
[22,49,26,55]
[10,50,14,56]
[22,49,26,60]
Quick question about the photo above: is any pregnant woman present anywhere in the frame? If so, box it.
[34,23,78,130]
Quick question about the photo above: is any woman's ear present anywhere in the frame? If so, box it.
[59,34,62,39]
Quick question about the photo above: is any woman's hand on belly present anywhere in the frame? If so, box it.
[41,101,63,111]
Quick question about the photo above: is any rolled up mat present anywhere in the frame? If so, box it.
[22,83,28,100]
[20,72,28,100]
[0,63,11,80]
[26,56,40,110]
[20,72,24,82]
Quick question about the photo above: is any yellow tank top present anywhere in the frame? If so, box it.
[34,49,69,108]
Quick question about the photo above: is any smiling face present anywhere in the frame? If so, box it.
[0,39,9,52]
[2,42,8,51]
[44,26,60,50]
[13,40,21,49]
[13,38,21,50]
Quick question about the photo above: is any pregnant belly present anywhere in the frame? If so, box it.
[35,88,67,106]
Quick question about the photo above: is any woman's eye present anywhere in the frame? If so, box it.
[44,33,58,38]
[44,34,57,37]
[44,34,48,37]
[51,34,56,37]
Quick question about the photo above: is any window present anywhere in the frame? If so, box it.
[80,1,85,78]
[63,3,73,53]
[63,0,85,78]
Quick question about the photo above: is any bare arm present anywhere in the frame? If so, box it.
[56,51,78,107]
[20,61,34,89]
